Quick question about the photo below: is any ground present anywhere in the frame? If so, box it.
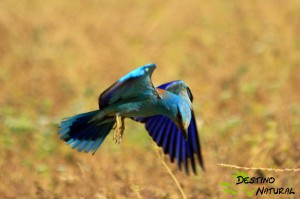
[0,0,300,198]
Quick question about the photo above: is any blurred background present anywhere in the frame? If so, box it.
[0,0,300,198]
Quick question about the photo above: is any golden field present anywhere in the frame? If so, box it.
[0,0,299,198]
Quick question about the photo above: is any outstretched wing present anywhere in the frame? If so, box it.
[136,80,204,175]
[99,63,158,108]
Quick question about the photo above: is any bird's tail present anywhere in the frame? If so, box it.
[58,110,115,154]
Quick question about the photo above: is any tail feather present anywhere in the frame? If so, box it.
[58,110,115,154]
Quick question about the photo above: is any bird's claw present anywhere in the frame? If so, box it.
[113,126,124,144]
[113,114,125,144]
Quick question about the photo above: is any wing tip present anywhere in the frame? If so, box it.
[116,63,156,83]
[142,63,156,76]
[144,63,156,68]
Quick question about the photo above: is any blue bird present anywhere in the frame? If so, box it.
[58,63,204,174]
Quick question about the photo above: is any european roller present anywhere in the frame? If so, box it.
[58,64,204,174]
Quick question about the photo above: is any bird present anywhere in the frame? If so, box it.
[58,63,204,175]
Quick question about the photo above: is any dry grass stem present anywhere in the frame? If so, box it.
[130,185,143,199]
[218,163,300,172]
[153,145,187,199]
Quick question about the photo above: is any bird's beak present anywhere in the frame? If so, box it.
[179,124,189,140]
[181,128,188,140]
[177,120,189,140]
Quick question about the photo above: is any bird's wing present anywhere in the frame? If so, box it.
[99,64,158,108]
[136,80,204,175]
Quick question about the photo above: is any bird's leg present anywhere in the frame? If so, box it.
[113,114,125,144]
[112,121,117,130]
[119,117,125,143]
[113,114,120,142]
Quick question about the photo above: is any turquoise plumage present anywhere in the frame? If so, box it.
[58,63,204,174]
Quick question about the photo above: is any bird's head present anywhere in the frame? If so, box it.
[175,101,191,140]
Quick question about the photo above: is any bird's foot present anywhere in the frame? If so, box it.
[113,126,124,144]
[113,114,125,144]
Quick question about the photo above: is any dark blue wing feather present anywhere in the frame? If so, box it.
[189,111,204,169]
[134,80,204,175]
[157,121,167,146]
[169,124,177,163]
[157,80,180,90]
[162,121,172,153]
[152,117,165,140]
[139,112,203,174]
[147,118,157,133]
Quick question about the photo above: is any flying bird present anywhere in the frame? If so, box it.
[58,63,204,174]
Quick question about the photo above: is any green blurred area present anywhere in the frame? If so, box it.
[0,0,300,198]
